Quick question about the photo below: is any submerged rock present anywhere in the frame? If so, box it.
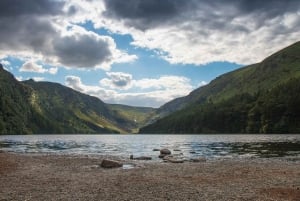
[100,159,123,168]
[130,155,152,160]
[153,148,160,151]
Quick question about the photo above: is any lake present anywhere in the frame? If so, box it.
[0,134,300,161]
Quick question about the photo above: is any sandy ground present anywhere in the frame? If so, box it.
[0,152,299,201]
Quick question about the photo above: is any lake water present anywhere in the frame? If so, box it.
[0,135,300,161]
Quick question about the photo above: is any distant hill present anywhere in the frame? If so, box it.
[0,65,154,134]
[140,41,300,134]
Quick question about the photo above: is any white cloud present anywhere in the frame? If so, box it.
[66,74,195,107]
[20,61,48,73]
[19,61,58,74]
[32,77,45,82]
[198,81,208,87]
[0,59,10,66]
[100,72,133,89]
[15,76,23,81]
[92,0,300,65]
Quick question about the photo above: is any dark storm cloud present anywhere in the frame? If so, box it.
[103,0,300,30]
[0,0,65,17]
[103,0,196,30]
[0,0,116,69]
[53,34,113,67]
[0,17,56,51]
[235,0,300,15]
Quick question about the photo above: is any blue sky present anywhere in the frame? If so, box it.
[0,0,299,107]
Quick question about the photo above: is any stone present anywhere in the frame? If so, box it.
[130,155,152,160]
[159,154,166,158]
[153,148,160,151]
[190,157,206,163]
[163,155,184,163]
[100,159,123,168]
[160,148,171,155]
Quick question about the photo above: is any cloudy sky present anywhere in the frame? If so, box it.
[0,0,299,107]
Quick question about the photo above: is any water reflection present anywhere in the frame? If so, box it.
[0,135,300,160]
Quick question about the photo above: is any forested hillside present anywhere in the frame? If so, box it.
[0,64,154,134]
[140,42,300,134]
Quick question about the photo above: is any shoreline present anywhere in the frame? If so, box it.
[1,152,300,200]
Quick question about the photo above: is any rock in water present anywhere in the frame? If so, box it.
[160,149,171,155]
[100,159,123,168]
[159,148,172,158]
[130,155,152,160]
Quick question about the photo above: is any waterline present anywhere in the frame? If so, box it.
[0,135,300,160]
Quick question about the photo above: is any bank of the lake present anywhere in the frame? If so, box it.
[0,152,299,201]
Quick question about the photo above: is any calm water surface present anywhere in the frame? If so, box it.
[0,135,300,160]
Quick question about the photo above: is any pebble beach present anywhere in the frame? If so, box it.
[0,152,300,201]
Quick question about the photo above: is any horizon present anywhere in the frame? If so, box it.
[0,0,299,107]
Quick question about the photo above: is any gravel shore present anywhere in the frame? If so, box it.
[0,152,299,201]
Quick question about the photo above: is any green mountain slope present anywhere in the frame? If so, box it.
[108,104,155,133]
[0,65,154,134]
[23,80,128,134]
[0,64,33,134]
[140,41,300,134]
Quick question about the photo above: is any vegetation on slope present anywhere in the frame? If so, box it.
[108,104,155,133]
[0,64,33,134]
[140,41,300,134]
[0,65,154,134]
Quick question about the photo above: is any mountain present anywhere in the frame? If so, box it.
[108,104,155,133]
[140,41,300,134]
[0,64,33,134]
[0,65,154,134]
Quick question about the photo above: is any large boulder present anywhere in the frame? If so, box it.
[100,159,123,168]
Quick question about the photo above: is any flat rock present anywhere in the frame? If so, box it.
[153,148,160,151]
[100,159,123,168]
[163,155,184,163]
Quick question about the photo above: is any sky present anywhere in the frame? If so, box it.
[0,0,299,108]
